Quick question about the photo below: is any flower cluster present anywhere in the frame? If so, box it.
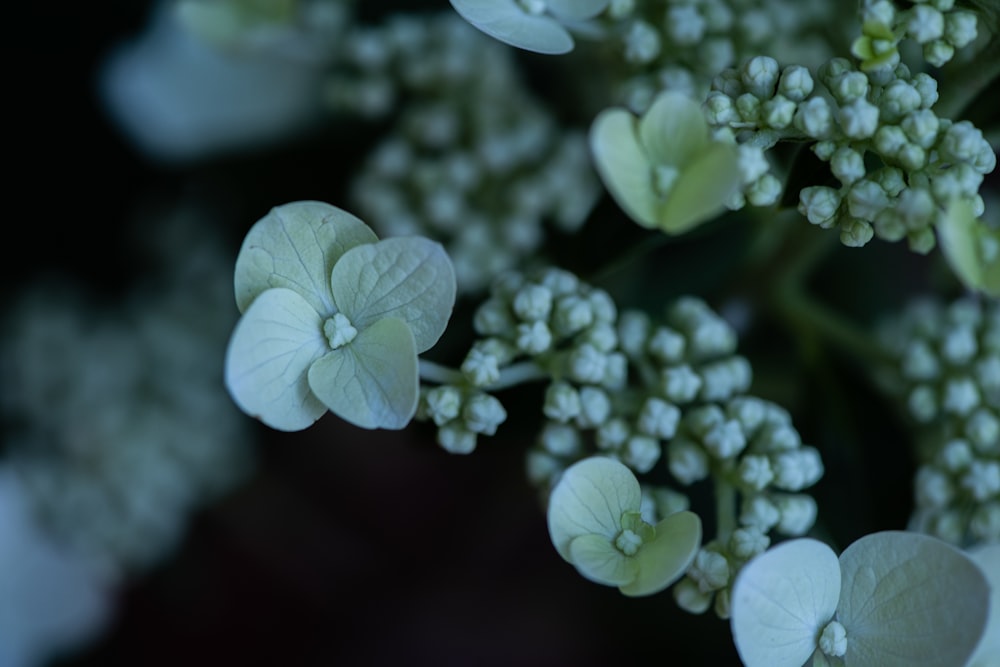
[877,295,1000,546]
[611,0,838,111]
[0,218,254,580]
[852,0,980,71]
[341,13,599,294]
[707,53,996,252]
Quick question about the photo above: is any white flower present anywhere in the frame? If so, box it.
[547,457,701,596]
[731,532,990,667]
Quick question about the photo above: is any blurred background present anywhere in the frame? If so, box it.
[3,2,944,665]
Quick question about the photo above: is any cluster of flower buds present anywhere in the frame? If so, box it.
[878,295,1000,546]
[344,14,598,294]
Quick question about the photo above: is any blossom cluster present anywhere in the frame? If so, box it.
[0,215,254,581]
[706,53,996,251]
[334,13,599,294]
[417,265,824,619]
[878,295,1000,547]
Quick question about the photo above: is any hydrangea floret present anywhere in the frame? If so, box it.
[225,200,456,431]
[547,456,701,596]
[590,90,741,234]
[730,531,990,667]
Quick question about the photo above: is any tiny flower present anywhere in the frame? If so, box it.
[730,532,989,667]
[225,201,456,431]
[547,457,701,596]
[590,91,741,234]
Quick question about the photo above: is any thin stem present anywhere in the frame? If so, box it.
[419,358,549,392]
[714,475,737,543]
[418,359,464,385]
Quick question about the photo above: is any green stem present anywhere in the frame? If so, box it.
[714,475,737,543]
[769,228,891,368]
[419,358,548,391]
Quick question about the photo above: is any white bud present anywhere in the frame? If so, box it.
[774,494,818,535]
[624,19,661,64]
[424,385,462,426]
[799,186,842,227]
[462,393,506,435]
[689,549,730,593]
[539,422,581,457]
[729,526,770,559]
[794,97,833,138]
[461,347,500,387]
[703,420,748,459]
[512,284,553,321]
[516,320,553,354]
[944,10,978,48]
[741,56,780,99]
[637,397,681,439]
[624,434,661,473]
[838,98,880,139]
[830,147,866,185]
[568,343,608,384]
[846,180,889,221]
[668,438,710,485]
[577,386,612,428]
[740,494,781,530]
[960,460,1000,501]
[674,577,713,614]
[596,418,630,450]
[906,5,945,43]
[437,422,477,454]
[667,4,707,46]
[777,65,814,102]
[943,376,980,416]
[661,364,704,403]
[543,382,581,422]
[738,455,775,491]
[648,326,686,363]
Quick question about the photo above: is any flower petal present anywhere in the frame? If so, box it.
[329,237,456,353]
[730,538,841,667]
[224,287,328,431]
[654,140,740,234]
[966,544,1000,667]
[234,201,378,315]
[620,510,701,597]
[638,91,711,168]
[307,317,418,430]
[449,0,574,54]
[568,533,638,586]
[590,108,658,227]
[837,531,990,667]
[547,456,641,562]
[936,197,1000,297]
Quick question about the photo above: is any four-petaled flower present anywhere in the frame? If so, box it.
[225,201,456,431]
[590,91,742,235]
[730,531,989,667]
[547,456,702,596]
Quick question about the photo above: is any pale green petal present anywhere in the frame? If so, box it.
[654,141,741,234]
[547,456,642,561]
[234,201,378,315]
[590,108,658,227]
[448,0,574,54]
[966,544,1000,667]
[730,538,841,667]
[546,0,609,20]
[936,198,1000,297]
[307,317,418,430]
[638,91,711,168]
[837,531,990,667]
[329,237,456,353]
[224,287,328,431]
[620,510,701,597]
[568,533,638,586]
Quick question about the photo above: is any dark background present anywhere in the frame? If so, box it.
[5,2,940,665]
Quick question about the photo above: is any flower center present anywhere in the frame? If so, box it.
[324,313,358,349]
[615,528,644,556]
[653,164,680,197]
[818,620,847,657]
